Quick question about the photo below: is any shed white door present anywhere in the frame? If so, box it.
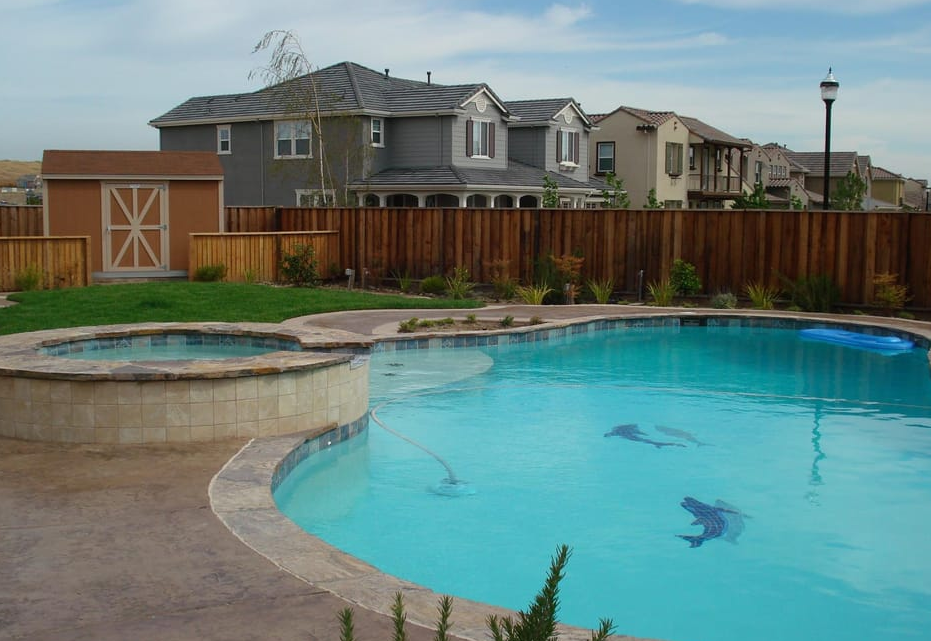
[103,183,168,271]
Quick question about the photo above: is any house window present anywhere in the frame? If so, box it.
[665,142,683,176]
[466,119,495,158]
[371,118,384,147]
[754,161,764,184]
[558,129,580,165]
[217,125,231,155]
[715,148,722,172]
[596,142,615,174]
[276,120,312,158]
[689,145,696,170]
[296,189,335,206]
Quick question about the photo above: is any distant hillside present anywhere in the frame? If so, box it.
[0,160,42,187]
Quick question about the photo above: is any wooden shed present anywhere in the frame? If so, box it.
[41,150,224,278]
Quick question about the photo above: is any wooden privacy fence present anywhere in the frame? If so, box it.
[189,231,340,282]
[0,236,92,290]
[227,206,931,308]
[0,205,43,236]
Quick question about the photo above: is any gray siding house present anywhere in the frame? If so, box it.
[150,62,605,208]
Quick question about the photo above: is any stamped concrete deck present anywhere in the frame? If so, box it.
[3,303,930,641]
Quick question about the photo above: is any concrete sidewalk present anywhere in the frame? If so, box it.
[0,437,464,641]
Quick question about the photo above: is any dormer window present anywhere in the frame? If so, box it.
[558,129,580,165]
[466,119,495,159]
[371,118,384,147]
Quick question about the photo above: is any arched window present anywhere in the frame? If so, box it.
[466,194,488,207]
[494,195,514,208]
[519,195,539,208]
[425,194,459,207]
[385,194,419,207]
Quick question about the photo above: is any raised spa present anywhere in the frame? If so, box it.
[0,323,372,444]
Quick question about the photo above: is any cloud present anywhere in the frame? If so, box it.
[674,0,931,12]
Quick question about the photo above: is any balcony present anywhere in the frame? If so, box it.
[687,173,743,196]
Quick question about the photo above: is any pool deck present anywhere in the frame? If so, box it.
[3,303,931,641]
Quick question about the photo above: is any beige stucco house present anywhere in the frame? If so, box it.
[589,106,690,209]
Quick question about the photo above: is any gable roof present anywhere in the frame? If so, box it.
[679,116,750,148]
[872,166,904,181]
[783,151,860,178]
[505,98,592,128]
[41,150,223,178]
[150,62,508,127]
[590,105,677,127]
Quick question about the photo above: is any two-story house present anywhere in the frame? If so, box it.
[783,149,872,209]
[679,116,751,209]
[741,143,813,208]
[870,166,906,210]
[588,106,690,209]
[150,62,604,208]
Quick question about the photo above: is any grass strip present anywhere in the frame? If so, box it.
[0,282,483,335]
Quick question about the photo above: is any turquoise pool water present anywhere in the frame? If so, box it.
[275,325,931,641]
[45,333,298,361]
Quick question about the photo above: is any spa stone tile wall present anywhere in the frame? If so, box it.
[0,361,368,444]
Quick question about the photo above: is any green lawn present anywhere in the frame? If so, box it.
[0,282,484,335]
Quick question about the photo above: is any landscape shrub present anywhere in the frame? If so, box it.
[445,266,475,299]
[710,290,738,309]
[336,545,615,641]
[670,259,701,296]
[193,263,227,282]
[420,275,447,295]
[647,278,676,306]
[279,244,319,286]
[13,265,43,291]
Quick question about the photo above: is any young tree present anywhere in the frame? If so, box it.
[644,188,662,209]
[831,171,867,211]
[542,176,560,208]
[250,30,374,206]
[731,182,771,209]
[600,172,630,208]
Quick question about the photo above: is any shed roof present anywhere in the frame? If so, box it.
[42,150,224,178]
[679,116,750,148]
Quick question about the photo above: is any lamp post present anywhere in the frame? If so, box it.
[820,68,839,210]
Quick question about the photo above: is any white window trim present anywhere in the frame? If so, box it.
[371,117,384,148]
[596,142,615,174]
[217,125,231,155]
[558,129,580,165]
[470,118,492,159]
[296,189,336,207]
[275,120,312,159]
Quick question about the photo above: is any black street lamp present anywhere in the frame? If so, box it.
[820,68,839,210]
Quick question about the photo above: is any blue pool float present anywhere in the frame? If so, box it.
[799,328,914,353]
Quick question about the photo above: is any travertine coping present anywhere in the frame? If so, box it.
[0,322,374,444]
[213,311,931,641]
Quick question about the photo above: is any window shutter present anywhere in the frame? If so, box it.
[489,122,495,158]
[665,142,673,174]
[556,129,562,163]
[573,132,580,164]
[466,119,473,157]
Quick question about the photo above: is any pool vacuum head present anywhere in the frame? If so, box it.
[430,477,477,497]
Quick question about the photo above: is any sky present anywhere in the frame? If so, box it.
[3,0,930,180]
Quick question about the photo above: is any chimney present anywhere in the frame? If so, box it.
[427,71,432,85]
[384,68,389,78]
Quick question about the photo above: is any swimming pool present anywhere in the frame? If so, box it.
[274,320,931,641]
